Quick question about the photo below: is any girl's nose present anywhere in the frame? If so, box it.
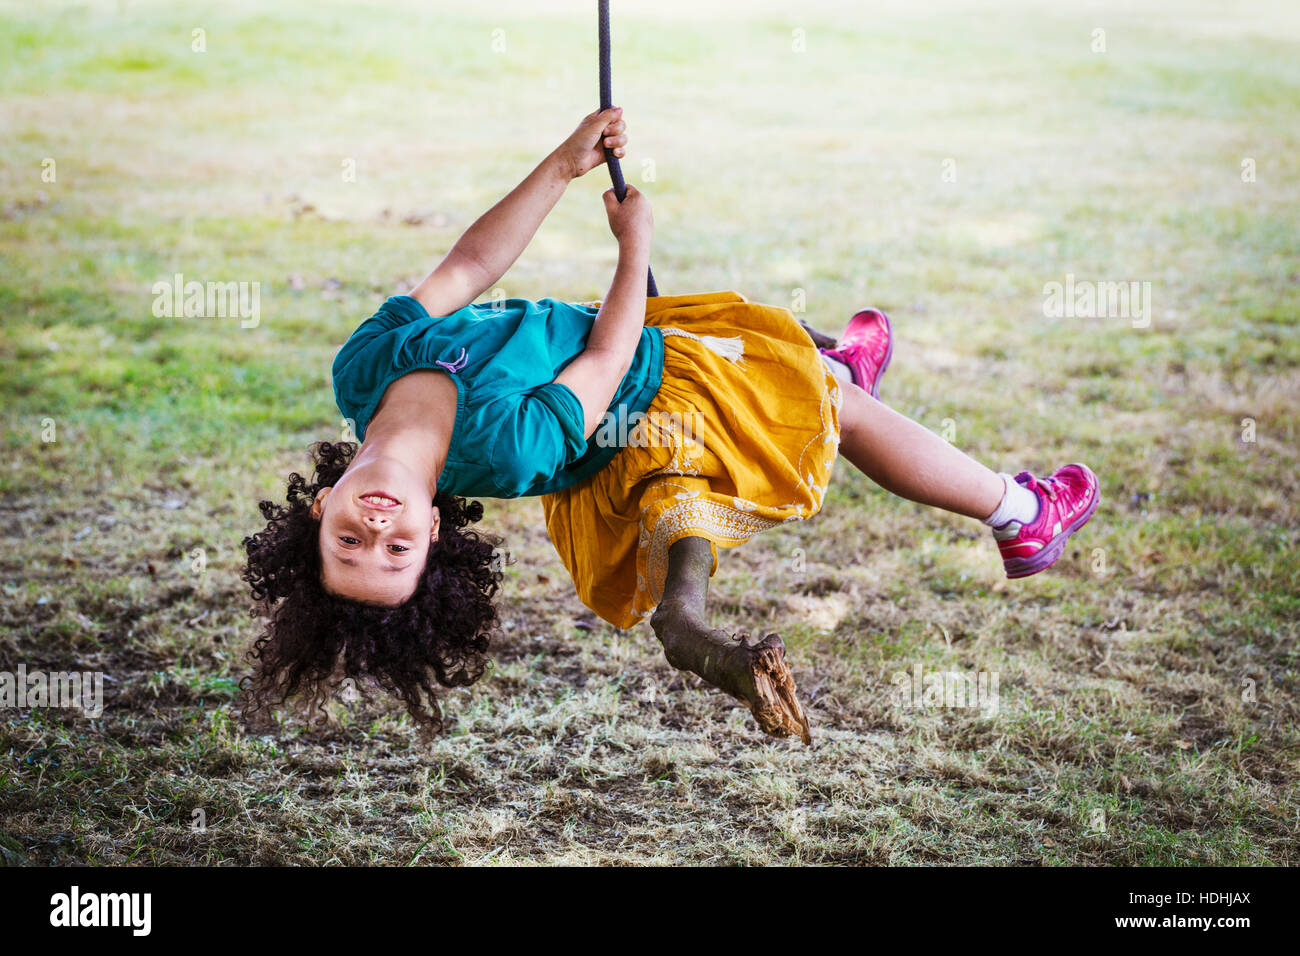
[364,514,389,527]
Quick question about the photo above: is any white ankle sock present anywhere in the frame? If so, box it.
[818,350,854,386]
[982,473,1040,528]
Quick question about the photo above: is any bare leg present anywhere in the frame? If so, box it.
[798,319,838,352]
[836,377,1003,519]
[650,537,811,743]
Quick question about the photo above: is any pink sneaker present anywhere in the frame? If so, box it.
[994,464,1101,578]
[820,308,893,398]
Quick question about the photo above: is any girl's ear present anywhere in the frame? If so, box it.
[430,504,441,543]
[310,486,332,520]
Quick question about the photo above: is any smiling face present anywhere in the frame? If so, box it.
[311,456,440,606]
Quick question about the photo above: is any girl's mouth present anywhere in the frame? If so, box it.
[359,492,401,508]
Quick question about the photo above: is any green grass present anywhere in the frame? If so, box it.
[1,0,1297,865]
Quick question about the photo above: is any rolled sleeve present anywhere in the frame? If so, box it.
[488,383,589,497]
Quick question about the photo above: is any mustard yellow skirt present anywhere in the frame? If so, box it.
[541,290,843,628]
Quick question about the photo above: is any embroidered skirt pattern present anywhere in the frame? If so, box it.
[541,290,843,628]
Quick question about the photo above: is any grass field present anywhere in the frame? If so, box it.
[1,0,1298,865]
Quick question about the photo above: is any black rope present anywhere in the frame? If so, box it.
[598,0,658,297]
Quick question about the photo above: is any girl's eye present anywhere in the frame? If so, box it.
[387,545,409,553]
[339,536,360,545]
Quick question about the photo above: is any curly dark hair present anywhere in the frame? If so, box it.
[240,441,502,736]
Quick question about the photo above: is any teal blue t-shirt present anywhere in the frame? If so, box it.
[331,294,664,499]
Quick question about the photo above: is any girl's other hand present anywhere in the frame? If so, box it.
[555,107,627,181]
[603,183,652,249]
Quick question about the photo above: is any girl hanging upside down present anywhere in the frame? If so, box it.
[242,108,1100,743]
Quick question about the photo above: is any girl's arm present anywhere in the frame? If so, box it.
[554,184,653,439]
[410,108,628,318]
